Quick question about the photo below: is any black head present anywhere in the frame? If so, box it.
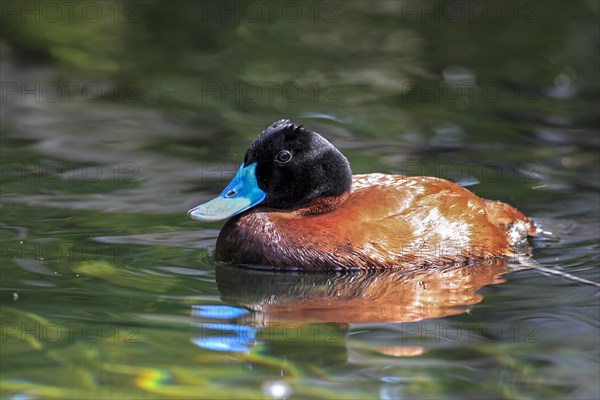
[244,119,352,209]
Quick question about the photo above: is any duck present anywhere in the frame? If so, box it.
[188,119,536,271]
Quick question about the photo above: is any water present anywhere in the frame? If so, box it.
[1,1,599,399]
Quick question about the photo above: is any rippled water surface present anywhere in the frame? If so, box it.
[1,2,599,399]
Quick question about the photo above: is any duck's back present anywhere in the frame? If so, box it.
[215,174,535,270]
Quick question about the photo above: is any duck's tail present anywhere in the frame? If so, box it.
[482,199,537,247]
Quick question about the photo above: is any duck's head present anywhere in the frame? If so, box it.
[188,119,352,221]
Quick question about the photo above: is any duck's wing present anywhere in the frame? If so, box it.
[340,174,521,264]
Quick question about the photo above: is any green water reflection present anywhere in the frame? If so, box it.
[1,1,599,399]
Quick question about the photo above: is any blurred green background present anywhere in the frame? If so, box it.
[1,1,599,399]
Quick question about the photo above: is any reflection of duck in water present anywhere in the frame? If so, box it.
[191,260,510,356]
[188,120,535,270]
[215,260,510,324]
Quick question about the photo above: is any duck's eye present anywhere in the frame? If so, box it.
[225,190,236,198]
[276,150,292,163]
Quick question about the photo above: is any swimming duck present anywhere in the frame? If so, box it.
[188,119,536,271]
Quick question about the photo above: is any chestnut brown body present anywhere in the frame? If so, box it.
[215,174,536,270]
